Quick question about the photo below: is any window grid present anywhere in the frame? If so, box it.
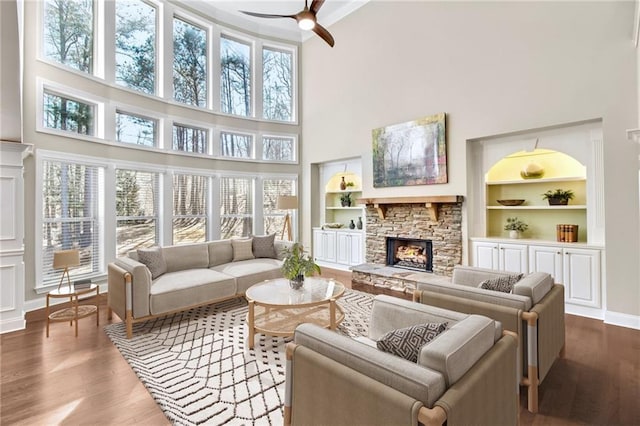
[173,174,208,244]
[116,169,159,256]
[220,131,253,159]
[116,111,157,147]
[220,177,253,238]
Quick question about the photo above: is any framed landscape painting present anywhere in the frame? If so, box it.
[372,113,447,187]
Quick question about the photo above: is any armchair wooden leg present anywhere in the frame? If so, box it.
[528,366,539,413]
[126,309,133,339]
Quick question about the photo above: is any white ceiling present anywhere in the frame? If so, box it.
[177,0,369,42]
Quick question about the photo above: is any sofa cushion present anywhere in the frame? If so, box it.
[211,258,283,294]
[232,238,255,262]
[513,272,554,304]
[479,273,524,293]
[149,269,236,315]
[163,243,209,272]
[418,314,497,387]
[452,265,516,287]
[252,234,277,258]
[137,247,166,279]
[377,322,447,362]
[208,240,233,267]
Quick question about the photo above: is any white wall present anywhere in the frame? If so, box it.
[301,1,640,319]
[0,0,21,142]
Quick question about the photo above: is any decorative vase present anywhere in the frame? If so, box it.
[356,217,363,229]
[349,219,356,229]
[509,230,520,239]
[547,197,568,206]
[289,274,304,290]
[340,176,347,190]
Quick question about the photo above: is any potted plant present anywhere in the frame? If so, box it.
[340,192,352,207]
[504,217,528,238]
[542,189,575,206]
[281,243,321,289]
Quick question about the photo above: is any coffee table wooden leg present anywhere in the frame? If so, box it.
[248,300,255,349]
[330,298,336,330]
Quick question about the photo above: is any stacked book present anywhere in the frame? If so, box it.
[556,224,578,242]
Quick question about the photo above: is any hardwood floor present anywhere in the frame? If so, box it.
[2,271,639,425]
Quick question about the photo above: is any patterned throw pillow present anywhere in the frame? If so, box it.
[252,234,277,258]
[232,238,255,262]
[377,322,448,363]
[479,273,524,293]
[137,246,167,280]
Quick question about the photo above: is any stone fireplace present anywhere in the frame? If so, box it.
[352,196,463,294]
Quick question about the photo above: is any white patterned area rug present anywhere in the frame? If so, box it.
[104,289,374,426]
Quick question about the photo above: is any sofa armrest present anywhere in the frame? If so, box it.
[416,280,533,311]
[113,256,152,318]
[530,284,565,383]
[435,333,518,426]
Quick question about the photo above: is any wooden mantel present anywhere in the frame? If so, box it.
[357,195,464,221]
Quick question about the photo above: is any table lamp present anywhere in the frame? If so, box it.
[53,249,80,291]
[276,195,298,241]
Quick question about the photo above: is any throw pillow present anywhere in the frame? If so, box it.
[479,273,524,293]
[377,322,448,363]
[232,238,255,262]
[252,234,277,258]
[137,246,167,280]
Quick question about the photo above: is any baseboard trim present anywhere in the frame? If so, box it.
[604,310,640,330]
[0,317,26,334]
[565,304,604,320]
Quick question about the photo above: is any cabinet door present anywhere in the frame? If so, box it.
[529,245,563,283]
[499,243,528,273]
[349,233,363,266]
[313,230,326,261]
[563,248,600,308]
[336,233,350,265]
[324,231,337,263]
[472,242,499,269]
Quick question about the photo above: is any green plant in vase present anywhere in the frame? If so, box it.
[504,217,528,238]
[542,189,575,206]
[281,243,321,289]
[340,192,352,207]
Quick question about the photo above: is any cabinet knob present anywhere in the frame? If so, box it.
[557,251,561,255]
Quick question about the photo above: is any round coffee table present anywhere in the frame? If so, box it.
[245,277,346,349]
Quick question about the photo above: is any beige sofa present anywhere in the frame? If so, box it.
[284,295,519,426]
[413,265,565,413]
[108,238,292,338]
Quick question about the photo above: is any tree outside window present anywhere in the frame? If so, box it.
[263,136,295,162]
[116,111,156,147]
[115,0,156,94]
[43,91,94,136]
[43,0,93,73]
[220,132,252,159]
[173,174,208,244]
[263,179,295,236]
[173,124,208,153]
[116,169,158,256]
[173,17,207,107]
[220,36,251,117]
[263,47,293,121]
[220,177,253,238]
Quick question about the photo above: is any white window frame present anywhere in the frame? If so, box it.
[115,110,159,147]
[219,30,255,118]
[261,42,297,123]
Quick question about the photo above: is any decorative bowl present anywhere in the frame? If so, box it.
[323,223,344,229]
[497,199,525,206]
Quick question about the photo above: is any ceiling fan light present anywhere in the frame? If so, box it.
[298,17,315,30]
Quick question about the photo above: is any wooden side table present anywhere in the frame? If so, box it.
[46,284,99,337]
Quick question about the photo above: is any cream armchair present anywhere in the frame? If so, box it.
[284,295,519,426]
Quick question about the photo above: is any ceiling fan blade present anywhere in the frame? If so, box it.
[310,0,326,14]
[312,23,334,47]
[239,10,296,20]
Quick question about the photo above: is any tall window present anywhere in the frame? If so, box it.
[116,169,159,256]
[173,174,207,244]
[263,136,295,162]
[43,91,94,136]
[116,111,156,147]
[220,36,251,117]
[41,160,102,284]
[43,0,94,73]
[115,0,156,94]
[263,47,293,121]
[173,17,207,107]
[173,124,208,153]
[220,132,252,159]
[263,179,295,236]
[220,177,253,238]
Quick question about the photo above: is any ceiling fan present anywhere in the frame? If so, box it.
[239,0,335,47]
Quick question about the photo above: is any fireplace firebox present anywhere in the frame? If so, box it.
[386,237,433,272]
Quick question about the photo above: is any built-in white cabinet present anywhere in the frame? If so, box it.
[313,228,363,270]
[472,241,528,274]
[472,238,604,317]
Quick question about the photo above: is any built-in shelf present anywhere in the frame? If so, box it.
[357,195,463,221]
[487,205,587,210]
[486,177,586,185]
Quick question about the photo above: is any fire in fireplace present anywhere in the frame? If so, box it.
[386,237,433,272]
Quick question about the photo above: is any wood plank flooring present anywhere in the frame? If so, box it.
[2,269,639,425]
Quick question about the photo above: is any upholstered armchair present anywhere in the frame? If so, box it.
[284,295,519,426]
